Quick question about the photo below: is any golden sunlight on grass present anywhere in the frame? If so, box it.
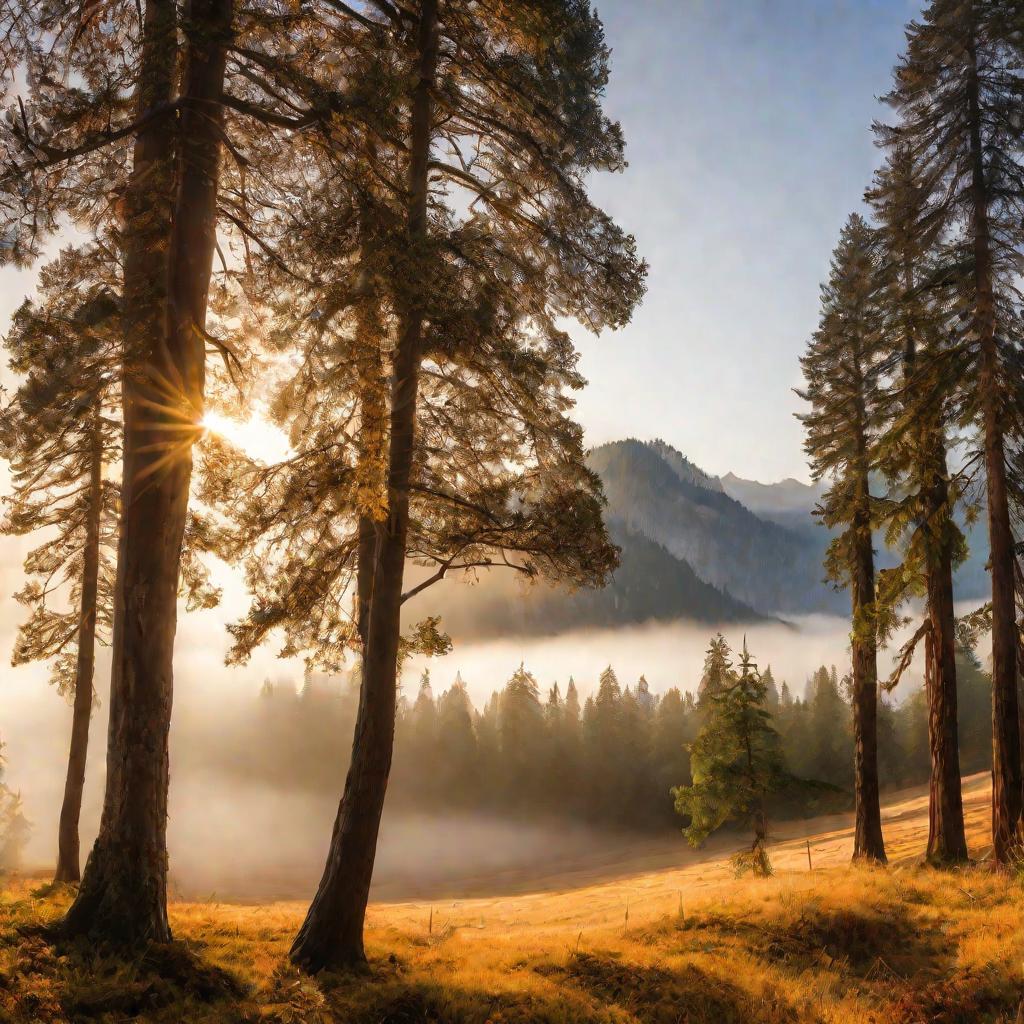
[1,773,1022,1023]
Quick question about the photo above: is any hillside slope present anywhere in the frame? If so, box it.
[3,774,1019,1024]
[418,518,769,641]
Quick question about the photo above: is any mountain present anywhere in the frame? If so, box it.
[719,466,990,601]
[588,440,843,616]
[416,437,990,642]
[416,519,770,641]
[719,472,824,525]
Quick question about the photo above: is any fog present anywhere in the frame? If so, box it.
[1,545,987,897]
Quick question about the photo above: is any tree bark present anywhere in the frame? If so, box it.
[61,0,231,942]
[966,27,1022,866]
[898,246,968,865]
[923,506,968,863]
[290,0,438,974]
[54,418,104,884]
[850,474,886,862]
[355,298,387,646]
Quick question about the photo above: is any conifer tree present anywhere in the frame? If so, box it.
[436,679,478,807]
[875,0,1024,863]
[799,213,887,862]
[868,147,969,863]
[196,0,643,972]
[0,242,218,883]
[697,633,733,704]
[0,245,119,883]
[673,638,785,877]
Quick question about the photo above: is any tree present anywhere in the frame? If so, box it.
[0,245,119,883]
[435,678,478,808]
[673,637,786,877]
[697,633,733,704]
[193,0,643,972]
[0,242,218,884]
[799,213,887,863]
[875,0,1024,864]
[868,146,969,863]
[1,0,238,941]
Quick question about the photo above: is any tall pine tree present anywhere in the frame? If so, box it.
[799,213,887,862]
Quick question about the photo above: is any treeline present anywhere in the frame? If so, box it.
[799,1,1024,866]
[197,640,994,833]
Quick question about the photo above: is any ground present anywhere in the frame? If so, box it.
[1,773,1022,1023]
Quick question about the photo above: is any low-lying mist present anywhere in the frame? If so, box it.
[1,583,986,900]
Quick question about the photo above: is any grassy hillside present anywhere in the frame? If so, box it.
[1,775,1022,1023]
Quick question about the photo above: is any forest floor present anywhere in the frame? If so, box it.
[1,772,1023,1023]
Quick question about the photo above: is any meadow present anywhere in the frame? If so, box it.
[1,773,1021,1023]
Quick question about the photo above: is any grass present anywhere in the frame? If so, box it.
[1,773,1022,1023]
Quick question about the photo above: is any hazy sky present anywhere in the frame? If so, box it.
[571,0,916,482]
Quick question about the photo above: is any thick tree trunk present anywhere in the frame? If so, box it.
[966,29,1022,865]
[290,0,438,974]
[60,0,178,942]
[54,420,104,884]
[850,478,885,862]
[61,0,231,942]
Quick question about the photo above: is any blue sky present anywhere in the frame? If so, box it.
[570,0,918,481]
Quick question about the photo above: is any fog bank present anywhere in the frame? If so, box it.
[1,598,987,892]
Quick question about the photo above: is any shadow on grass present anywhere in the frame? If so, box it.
[1,926,249,1023]
[558,950,814,1024]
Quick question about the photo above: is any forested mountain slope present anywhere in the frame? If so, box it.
[587,440,844,615]
[414,519,769,641]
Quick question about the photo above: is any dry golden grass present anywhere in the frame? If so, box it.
[1,773,1022,1023]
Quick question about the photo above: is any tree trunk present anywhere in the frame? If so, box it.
[900,252,967,865]
[850,474,885,862]
[290,0,438,974]
[54,418,104,884]
[61,0,231,942]
[966,29,1022,866]
[924,510,968,863]
[355,298,387,646]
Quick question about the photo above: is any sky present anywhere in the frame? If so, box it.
[570,0,917,482]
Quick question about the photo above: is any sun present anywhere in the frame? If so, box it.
[200,408,292,464]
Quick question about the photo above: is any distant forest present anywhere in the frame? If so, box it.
[190,635,995,835]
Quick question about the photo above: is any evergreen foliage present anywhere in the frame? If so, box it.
[194,638,998,835]
[673,638,786,876]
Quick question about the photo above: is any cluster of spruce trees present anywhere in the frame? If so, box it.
[191,637,993,836]
[0,0,644,970]
[800,1,1024,867]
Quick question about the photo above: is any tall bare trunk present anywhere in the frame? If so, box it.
[54,418,104,884]
[290,0,438,974]
[851,467,885,862]
[966,27,1022,865]
[900,252,967,864]
[924,503,968,863]
[62,0,231,942]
